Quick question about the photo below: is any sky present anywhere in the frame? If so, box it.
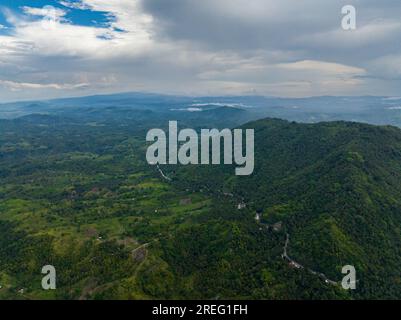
[1,0,401,102]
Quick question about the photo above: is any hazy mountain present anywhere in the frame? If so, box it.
[2,92,401,128]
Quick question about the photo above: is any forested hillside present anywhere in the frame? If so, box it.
[171,119,401,298]
[1,111,401,299]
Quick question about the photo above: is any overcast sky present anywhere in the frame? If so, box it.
[0,0,401,102]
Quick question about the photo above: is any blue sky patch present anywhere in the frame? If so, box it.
[0,0,111,33]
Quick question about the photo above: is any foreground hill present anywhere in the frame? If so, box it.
[171,118,401,298]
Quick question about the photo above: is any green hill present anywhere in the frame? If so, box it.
[171,118,401,298]
[2,114,401,299]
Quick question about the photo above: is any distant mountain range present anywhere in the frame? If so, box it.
[2,92,401,128]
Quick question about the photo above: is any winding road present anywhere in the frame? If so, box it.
[156,164,172,181]
[282,233,338,286]
[154,163,338,286]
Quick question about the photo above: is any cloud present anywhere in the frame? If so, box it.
[277,60,366,76]
[0,0,401,101]
[22,6,67,20]
[368,54,401,80]
[59,1,91,10]
[62,0,154,34]
[0,79,89,90]
[1,1,155,59]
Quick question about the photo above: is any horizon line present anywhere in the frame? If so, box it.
[0,91,394,105]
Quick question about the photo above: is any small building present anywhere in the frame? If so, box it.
[272,222,283,232]
[237,203,246,210]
